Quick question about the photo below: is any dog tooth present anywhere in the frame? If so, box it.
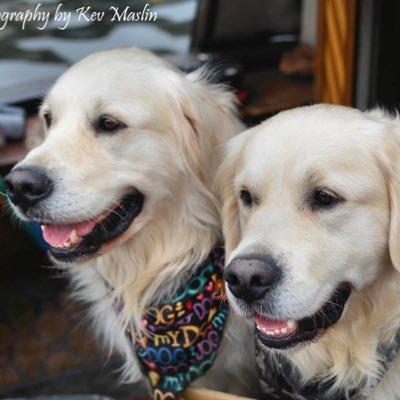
[281,327,288,334]
[69,229,80,245]
[287,320,296,329]
[256,325,262,331]
[274,329,280,334]
[41,225,45,231]
[267,331,274,336]
[63,241,71,248]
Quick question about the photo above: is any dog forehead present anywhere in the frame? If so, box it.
[65,47,173,79]
[44,50,184,129]
[48,49,180,104]
[238,105,388,194]
[245,107,382,168]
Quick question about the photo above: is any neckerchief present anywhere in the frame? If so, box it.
[256,329,400,400]
[127,247,227,400]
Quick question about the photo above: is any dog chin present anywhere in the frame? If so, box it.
[40,191,145,263]
[247,284,352,350]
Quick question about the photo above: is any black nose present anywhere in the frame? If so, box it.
[224,255,281,303]
[4,167,53,210]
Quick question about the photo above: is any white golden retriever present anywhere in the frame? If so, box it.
[217,104,400,399]
[4,48,256,396]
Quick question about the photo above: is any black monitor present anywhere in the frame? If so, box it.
[191,0,301,68]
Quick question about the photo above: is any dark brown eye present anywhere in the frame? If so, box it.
[313,189,343,208]
[96,115,125,133]
[240,189,253,207]
[43,112,52,129]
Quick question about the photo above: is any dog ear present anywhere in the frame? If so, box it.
[184,69,245,145]
[365,109,400,271]
[214,134,247,258]
[173,72,244,186]
[379,113,400,272]
[387,145,400,272]
[183,72,243,140]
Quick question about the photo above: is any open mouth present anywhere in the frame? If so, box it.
[41,192,144,262]
[255,284,351,350]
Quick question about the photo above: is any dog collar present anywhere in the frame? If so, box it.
[126,247,227,400]
[256,328,400,399]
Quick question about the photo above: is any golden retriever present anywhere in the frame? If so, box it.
[4,48,256,396]
[217,104,400,399]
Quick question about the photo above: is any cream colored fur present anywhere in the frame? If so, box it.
[217,104,400,399]
[10,48,257,395]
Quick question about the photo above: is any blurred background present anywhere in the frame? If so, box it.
[0,0,398,398]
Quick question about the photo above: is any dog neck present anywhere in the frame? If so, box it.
[258,266,400,399]
[94,181,221,332]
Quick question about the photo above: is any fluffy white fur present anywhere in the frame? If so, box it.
[217,104,400,399]
[9,48,257,395]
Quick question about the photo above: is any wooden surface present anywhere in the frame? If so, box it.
[181,388,255,400]
[314,0,357,105]
[241,70,314,119]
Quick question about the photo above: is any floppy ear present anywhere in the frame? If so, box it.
[171,71,244,187]
[365,109,400,271]
[387,144,400,272]
[379,113,400,272]
[181,71,244,151]
[185,67,244,144]
[214,134,247,259]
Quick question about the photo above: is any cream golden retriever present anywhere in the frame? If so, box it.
[217,104,400,399]
[4,48,256,396]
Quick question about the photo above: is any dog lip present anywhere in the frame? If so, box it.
[255,284,351,350]
[47,191,144,262]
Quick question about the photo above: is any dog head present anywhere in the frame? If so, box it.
[216,104,400,349]
[4,48,241,264]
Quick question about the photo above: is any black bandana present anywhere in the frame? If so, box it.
[256,329,400,400]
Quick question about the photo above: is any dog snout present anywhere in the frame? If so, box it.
[224,255,281,303]
[4,167,53,210]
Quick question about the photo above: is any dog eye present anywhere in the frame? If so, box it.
[313,189,343,208]
[43,112,52,129]
[96,115,125,133]
[240,189,254,207]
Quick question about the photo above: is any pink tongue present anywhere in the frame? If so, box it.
[254,315,288,331]
[42,220,97,248]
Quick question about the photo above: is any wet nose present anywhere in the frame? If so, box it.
[224,255,281,303]
[4,167,53,210]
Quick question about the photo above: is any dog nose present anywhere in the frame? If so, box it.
[224,256,281,303]
[4,167,53,209]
